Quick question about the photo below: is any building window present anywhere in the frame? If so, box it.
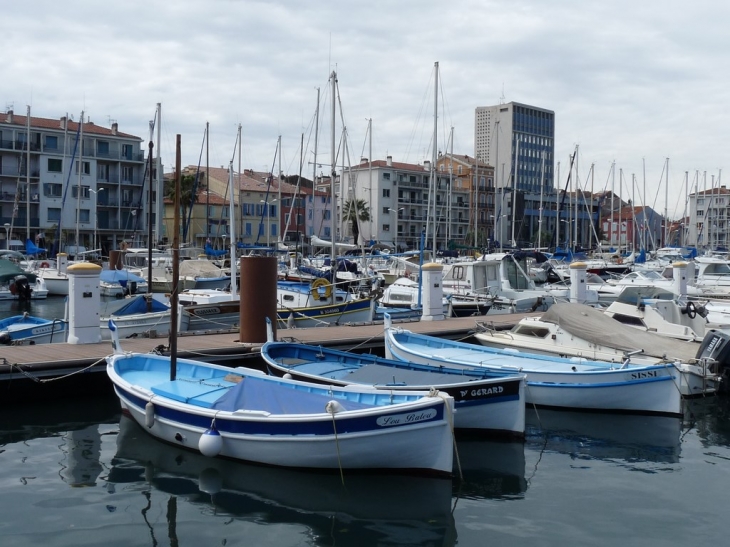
[44,183,63,197]
[122,166,133,182]
[383,206,390,214]
[79,209,90,223]
[245,223,252,236]
[72,186,90,199]
[45,135,58,150]
[383,173,391,181]
[324,227,331,237]
[97,141,109,155]
[122,144,133,160]
[48,158,63,173]
[271,224,277,236]
[383,224,390,232]
[382,189,390,198]
[270,205,277,217]
[47,208,61,222]
[75,161,91,175]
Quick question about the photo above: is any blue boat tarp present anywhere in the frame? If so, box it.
[204,244,228,257]
[25,239,46,256]
[111,295,169,316]
[100,269,146,286]
[211,375,374,414]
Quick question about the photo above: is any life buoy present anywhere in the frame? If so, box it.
[40,261,50,269]
[310,278,333,300]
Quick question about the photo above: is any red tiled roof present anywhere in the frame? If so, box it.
[1,111,141,140]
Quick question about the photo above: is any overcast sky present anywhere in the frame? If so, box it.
[5,0,728,219]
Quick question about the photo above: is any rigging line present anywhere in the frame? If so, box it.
[403,66,435,163]
[255,140,280,246]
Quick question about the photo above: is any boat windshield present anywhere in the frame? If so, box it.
[703,263,730,276]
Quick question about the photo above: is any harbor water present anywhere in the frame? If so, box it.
[1,390,728,546]
[2,298,729,545]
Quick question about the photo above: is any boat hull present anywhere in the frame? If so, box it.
[384,327,683,416]
[261,342,525,437]
[108,353,454,475]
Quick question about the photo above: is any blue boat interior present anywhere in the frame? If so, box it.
[116,355,423,413]
[263,342,513,384]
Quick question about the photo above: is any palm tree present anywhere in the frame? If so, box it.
[164,172,205,243]
[342,199,370,244]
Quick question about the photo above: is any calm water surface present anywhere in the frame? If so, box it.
[1,393,728,546]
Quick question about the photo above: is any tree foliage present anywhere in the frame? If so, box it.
[342,199,370,244]
[164,172,206,242]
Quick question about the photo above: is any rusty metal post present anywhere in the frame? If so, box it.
[239,255,277,343]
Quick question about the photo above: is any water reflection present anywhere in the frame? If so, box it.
[684,396,730,449]
[110,416,458,547]
[525,408,683,464]
[454,438,527,500]
[0,395,120,487]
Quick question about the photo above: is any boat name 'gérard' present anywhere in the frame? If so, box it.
[376,409,437,427]
[460,386,504,398]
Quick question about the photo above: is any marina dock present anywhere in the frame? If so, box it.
[0,313,536,404]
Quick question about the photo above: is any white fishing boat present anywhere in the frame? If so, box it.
[106,321,455,475]
[383,316,683,415]
[261,332,525,437]
[99,295,171,340]
[473,302,722,396]
[0,312,67,345]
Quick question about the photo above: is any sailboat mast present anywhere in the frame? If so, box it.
[330,70,336,265]
[155,102,162,247]
[277,134,282,246]
[75,110,83,255]
[147,119,154,310]
[538,150,545,249]
[665,158,669,247]
[232,124,241,296]
[511,137,520,247]
[26,105,31,241]
[431,62,439,254]
[448,127,453,247]
[368,118,372,243]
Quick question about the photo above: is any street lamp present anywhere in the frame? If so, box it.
[3,223,9,250]
[388,207,404,252]
[260,198,277,247]
[89,188,105,255]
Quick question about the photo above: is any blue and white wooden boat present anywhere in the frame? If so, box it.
[383,316,683,416]
[261,335,525,437]
[99,269,148,298]
[0,312,67,345]
[100,295,171,340]
[106,322,455,475]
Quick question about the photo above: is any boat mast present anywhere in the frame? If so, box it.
[511,137,520,247]
[664,158,669,247]
[155,102,162,247]
[277,134,282,246]
[170,133,181,379]
[330,70,337,268]
[75,110,83,255]
[26,105,31,242]
[232,124,241,297]
[368,118,372,243]
[538,150,545,250]
[312,87,320,243]
[448,127,453,247]
[147,118,154,312]
[431,61,438,254]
